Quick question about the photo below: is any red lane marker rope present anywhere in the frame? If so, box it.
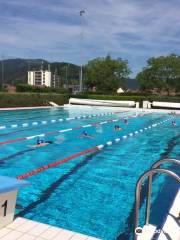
[17,146,99,180]
[45,131,59,135]
[72,126,83,130]
[0,137,27,145]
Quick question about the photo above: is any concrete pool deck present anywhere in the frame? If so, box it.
[0,106,56,111]
[137,189,180,240]
[0,217,100,240]
[0,104,180,114]
[158,189,180,240]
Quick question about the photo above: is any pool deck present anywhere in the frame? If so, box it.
[0,217,100,240]
[137,189,180,240]
[0,104,180,114]
[0,106,56,111]
[64,104,180,114]
[157,189,180,240]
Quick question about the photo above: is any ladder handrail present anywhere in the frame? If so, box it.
[135,168,180,240]
[152,158,180,169]
[146,158,180,225]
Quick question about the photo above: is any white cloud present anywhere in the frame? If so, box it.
[0,0,180,75]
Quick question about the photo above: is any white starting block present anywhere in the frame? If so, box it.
[0,176,30,229]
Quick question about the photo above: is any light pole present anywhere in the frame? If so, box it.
[79,10,85,92]
[1,54,4,89]
[65,64,69,89]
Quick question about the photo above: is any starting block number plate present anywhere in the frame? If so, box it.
[0,190,17,229]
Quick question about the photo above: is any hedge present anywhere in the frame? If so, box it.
[16,84,69,94]
[0,93,69,108]
[0,92,179,108]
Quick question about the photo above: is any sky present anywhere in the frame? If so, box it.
[0,0,180,77]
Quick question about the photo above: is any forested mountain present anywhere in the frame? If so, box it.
[0,58,80,86]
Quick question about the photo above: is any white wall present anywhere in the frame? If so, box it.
[44,71,51,87]
[28,70,51,87]
[28,71,34,85]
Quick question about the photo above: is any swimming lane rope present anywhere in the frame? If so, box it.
[16,116,173,180]
[17,146,99,180]
[0,111,128,130]
[0,112,149,146]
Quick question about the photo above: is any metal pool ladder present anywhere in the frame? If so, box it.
[134,158,180,240]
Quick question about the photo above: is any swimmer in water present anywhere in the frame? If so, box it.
[114,125,122,131]
[172,121,176,126]
[79,131,95,139]
[124,118,128,125]
[29,137,53,148]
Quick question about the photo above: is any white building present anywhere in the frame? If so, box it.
[28,70,51,87]
[117,87,124,93]
[51,71,60,88]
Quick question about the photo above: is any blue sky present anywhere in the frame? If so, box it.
[0,0,180,77]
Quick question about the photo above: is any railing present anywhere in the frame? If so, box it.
[146,159,180,225]
[134,158,180,240]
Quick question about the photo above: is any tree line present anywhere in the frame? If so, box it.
[84,54,180,93]
[1,54,180,94]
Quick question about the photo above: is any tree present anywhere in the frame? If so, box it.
[84,55,131,92]
[136,54,180,93]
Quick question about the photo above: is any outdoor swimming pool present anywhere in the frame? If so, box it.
[0,106,179,240]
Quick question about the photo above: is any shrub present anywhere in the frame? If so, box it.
[0,93,69,108]
[0,92,179,108]
[16,84,69,94]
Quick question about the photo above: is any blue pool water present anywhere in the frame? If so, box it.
[0,107,179,240]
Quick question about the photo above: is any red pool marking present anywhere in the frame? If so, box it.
[17,146,99,180]
[91,122,101,126]
[44,131,59,136]
[72,126,83,130]
[0,137,27,145]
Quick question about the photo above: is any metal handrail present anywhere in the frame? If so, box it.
[152,158,180,169]
[135,168,180,240]
[146,159,180,225]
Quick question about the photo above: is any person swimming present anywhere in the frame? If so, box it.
[37,137,44,145]
[29,137,53,148]
[172,120,176,126]
[114,125,122,131]
[124,118,128,125]
[79,131,95,139]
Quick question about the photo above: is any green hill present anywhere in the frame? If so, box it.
[0,58,80,86]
